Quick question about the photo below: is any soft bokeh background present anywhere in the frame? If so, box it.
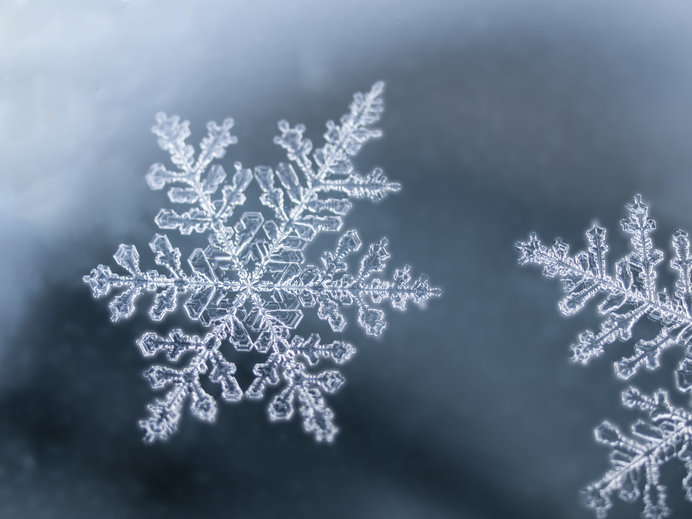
[2,0,692,517]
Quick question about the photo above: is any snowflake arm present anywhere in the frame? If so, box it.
[273,80,401,201]
[245,83,402,287]
[298,230,441,335]
[83,83,440,443]
[146,113,252,237]
[245,334,355,443]
[516,195,692,392]
[134,328,243,443]
[582,387,692,519]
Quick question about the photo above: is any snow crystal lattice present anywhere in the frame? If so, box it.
[84,82,441,444]
[517,195,692,518]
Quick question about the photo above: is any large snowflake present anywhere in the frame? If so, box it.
[84,83,440,443]
[517,195,692,519]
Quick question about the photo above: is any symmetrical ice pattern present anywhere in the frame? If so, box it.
[517,195,692,518]
[84,82,440,444]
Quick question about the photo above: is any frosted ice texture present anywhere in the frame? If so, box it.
[84,83,441,443]
[517,195,692,519]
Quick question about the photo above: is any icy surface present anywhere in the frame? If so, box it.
[517,195,692,518]
[84,83,440,443]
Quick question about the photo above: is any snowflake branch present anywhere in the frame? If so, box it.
[582,388,692,519]
[516,196,692,389]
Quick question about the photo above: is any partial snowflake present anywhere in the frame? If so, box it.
[517,195,692,518]
[84,82,441,444]
[582,387,692,519]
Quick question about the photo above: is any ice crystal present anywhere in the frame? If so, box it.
[84,82,441,443]
[517,195,692,518]
[582,387,692,519]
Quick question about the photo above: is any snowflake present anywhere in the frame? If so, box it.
[84,82,441,444]
[517,195,692,518]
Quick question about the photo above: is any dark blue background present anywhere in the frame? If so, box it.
[2,1,692,518]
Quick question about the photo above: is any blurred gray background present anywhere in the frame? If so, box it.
[2,0,692,517]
